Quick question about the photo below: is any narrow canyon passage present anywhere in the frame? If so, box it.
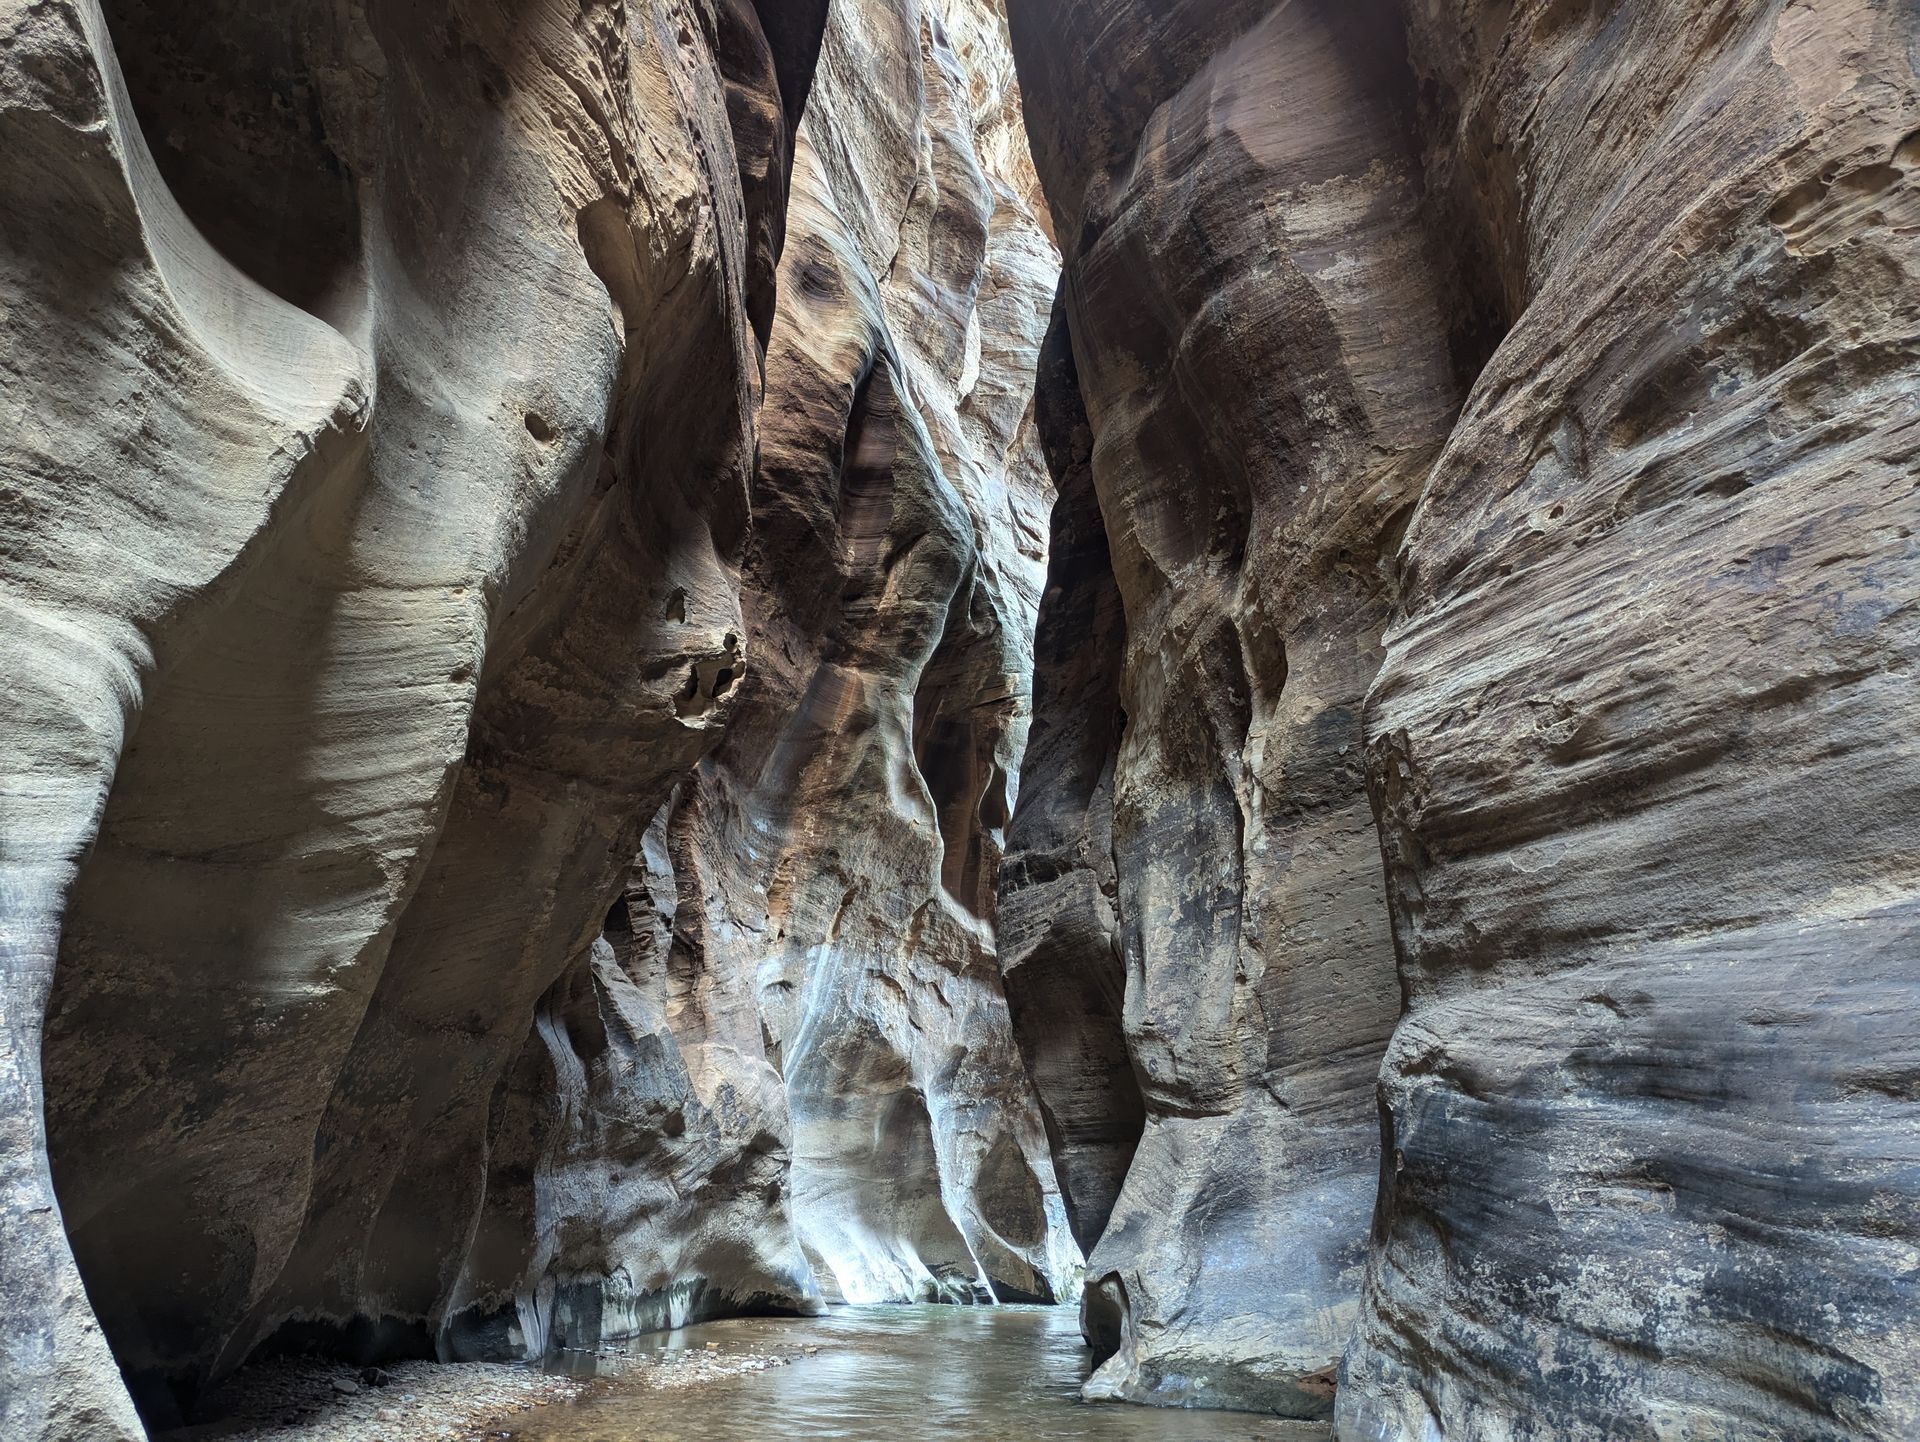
[3,0,1918,1440]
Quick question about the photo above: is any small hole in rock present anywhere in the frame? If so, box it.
[524,411,555,443]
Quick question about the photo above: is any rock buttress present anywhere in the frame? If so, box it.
[1012,0,1920,1433]
[637,0,1081,1307]
[5,0,825,1428]
[1006,0,1473,1415]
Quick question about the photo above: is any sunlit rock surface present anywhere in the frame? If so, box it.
[641,0,1078,1309]
[3,0,825,1431]
[453,804,823,1366]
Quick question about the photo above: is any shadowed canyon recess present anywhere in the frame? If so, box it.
[1,0,1916,1439]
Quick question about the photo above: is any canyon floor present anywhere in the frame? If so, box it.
[4,0,1915,1438]
[162,1308,1332,1442]
[504,1306,1330,1442]
[161,1344,805,1442]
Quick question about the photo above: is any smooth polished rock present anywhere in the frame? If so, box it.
[644,0,1079,1308]
[1006,0,1470,1414]
[6,0,825,1430]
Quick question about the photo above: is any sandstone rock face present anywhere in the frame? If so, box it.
[15,0,1915,1435]
[996,295,1142,1257]
[643,0,1078,1309]
[1006,0,1471,1416]
[447,799,821,1366]
[1342,6,1920,1439]
[1010,0,1920,1435]
[3,0,825,1431]
[7,0,1071,1428]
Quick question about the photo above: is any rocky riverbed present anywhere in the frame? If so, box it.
[159,1345,812,1442]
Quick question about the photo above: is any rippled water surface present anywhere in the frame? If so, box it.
[504,1304,1329,1442]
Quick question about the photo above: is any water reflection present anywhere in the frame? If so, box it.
[505,1305,1330,1441]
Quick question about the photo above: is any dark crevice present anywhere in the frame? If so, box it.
[96,0,363,316]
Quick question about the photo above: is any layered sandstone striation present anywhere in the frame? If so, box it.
[11,0,1918,1436]
[995,296,1141,1258]
[1344,5,1920,1439]
[1009,0,1920,1436]
[3,0,825,1432]
[639,0,1078,1308]
[445,0,1078,1367]
[1007,0,1470,1416]
[4,0,1076,1433]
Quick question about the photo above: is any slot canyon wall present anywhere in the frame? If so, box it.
[5,0,1919,1438]
[0,0,1070,1437]
[1006,0,1920,1437]
[996,295,1143,1260]
[1005,0,1468,1416]
[619,0,1079,1308]
[4,0,826,1431]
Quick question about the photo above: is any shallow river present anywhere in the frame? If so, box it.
[503,1304,1329,1442]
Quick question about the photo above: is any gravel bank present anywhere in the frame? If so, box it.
[158,1359,582,1442]
[158,1344,811,1442]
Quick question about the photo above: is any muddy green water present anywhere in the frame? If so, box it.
[504,1304,1330,1442]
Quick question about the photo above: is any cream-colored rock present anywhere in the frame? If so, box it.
[450,802,823,1362]
[647,0,1077,1307]
[3,0,824,1430]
